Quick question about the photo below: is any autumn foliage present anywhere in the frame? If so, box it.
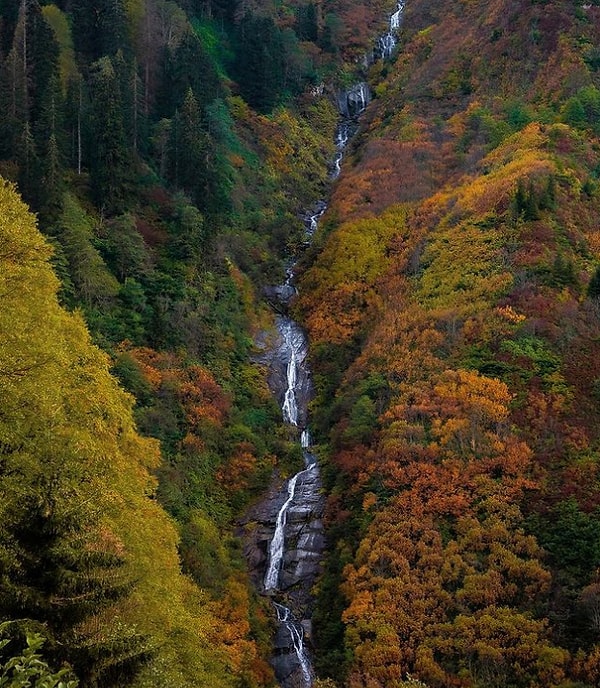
[300,2,600,685]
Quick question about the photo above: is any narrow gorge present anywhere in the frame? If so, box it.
[244,3,406,685]
[4,0,600,686]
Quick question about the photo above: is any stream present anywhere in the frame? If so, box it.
[245,4,406,686]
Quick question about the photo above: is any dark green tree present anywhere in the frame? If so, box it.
[88,56,133,213]
[0,0,20,54]
[588,265,600,299]
[70,0,129,61]
[0,483,152,688]
[296,2,319,42]
[113,51,146,154]
[233,12,286,112]
[34,74,65,222]
[156,30,221,118]
[64,75,89,175]
[166,88,208,204]
[27,1,60,124]
[16,120,41,206]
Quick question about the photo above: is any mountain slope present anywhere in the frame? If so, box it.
[0,177,259,686]
[296,1,600,686]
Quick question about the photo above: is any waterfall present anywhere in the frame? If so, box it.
[336,81,371,118]
[257,7,407,686]
[282,349,299,426]
[264,472,301,591]
[261,312,316,687]
[390,0,405,30]
[301,428,311,448]
[370,0,406,63]
[331,122,350,179]
[275,604,313,686]
[305,200,327,241]
[280,319,308,426]
[260,73,361,688]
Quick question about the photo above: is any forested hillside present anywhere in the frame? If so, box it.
[4,0,600,687]
[0,0,383,685]
[295,0,600,686]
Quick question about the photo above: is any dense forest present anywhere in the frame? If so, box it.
[2,0,600,687]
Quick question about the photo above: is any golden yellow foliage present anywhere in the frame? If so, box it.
[0,178,240,687]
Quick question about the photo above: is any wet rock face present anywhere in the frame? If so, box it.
[246,5,408,683]
[271,646,308,688]
[258,316,313,431]
[242,462,325,611]
[279,464,326,594]
[336,81,371,118]
[244,314,325,688]
[243,469,324,688]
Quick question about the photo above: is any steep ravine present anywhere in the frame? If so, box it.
[242,4,406,686]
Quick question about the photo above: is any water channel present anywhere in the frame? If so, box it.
[247,4,406,686]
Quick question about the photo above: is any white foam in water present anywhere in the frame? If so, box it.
[263,9,407,683]
[275,603,313,686]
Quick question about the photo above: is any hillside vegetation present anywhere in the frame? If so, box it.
[296,0,600,686]
[5,0,600,686]
[0,0,384,685]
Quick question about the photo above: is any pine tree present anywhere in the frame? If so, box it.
[296,2,318,42]
[234,12,285,112]
[88,56,133,213]
[70,0,129,62]
[27,1,60,125]
[167,88,208,205]
[156,29,221,118]
[0,179,152,687]
[64,75,87,174]
[588,265,600,299]
[16,120,40,205]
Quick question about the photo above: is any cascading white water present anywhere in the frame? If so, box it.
[390,0,405,30]
[280,319,307,426]
[282,351,299,426]
[265,471,301,590]
[263,314,316,686]
[262,8,407,681]
[337,81,371,118]
[377,32,396,60]
[275,604,313,686]
[301,428,311,448]
[332,122,350,179]
[371,0,405,62]
[305,200,327,240]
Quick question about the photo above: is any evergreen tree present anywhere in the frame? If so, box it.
[0,0,20,54]
[167,88,208,204]
[0,179,153,687]
[88,56,133,213]
[296,2,318,42]
[27,1,60,125]
[204,97,236,215]
[16,120,41,206]
[35,74,65,221]
[70,0,129,62]
[209,0,237,24]
[234,12,286,112]
[64,75,88,175]
[588,265,600,299]
[156,30,221,118]
[56,192,120,306]
[0,47,23,158]
[0,487,132,631]
[0,487,153,688]
[113,51,146,154]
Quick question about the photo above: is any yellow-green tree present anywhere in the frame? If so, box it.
[0,177,239,687]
